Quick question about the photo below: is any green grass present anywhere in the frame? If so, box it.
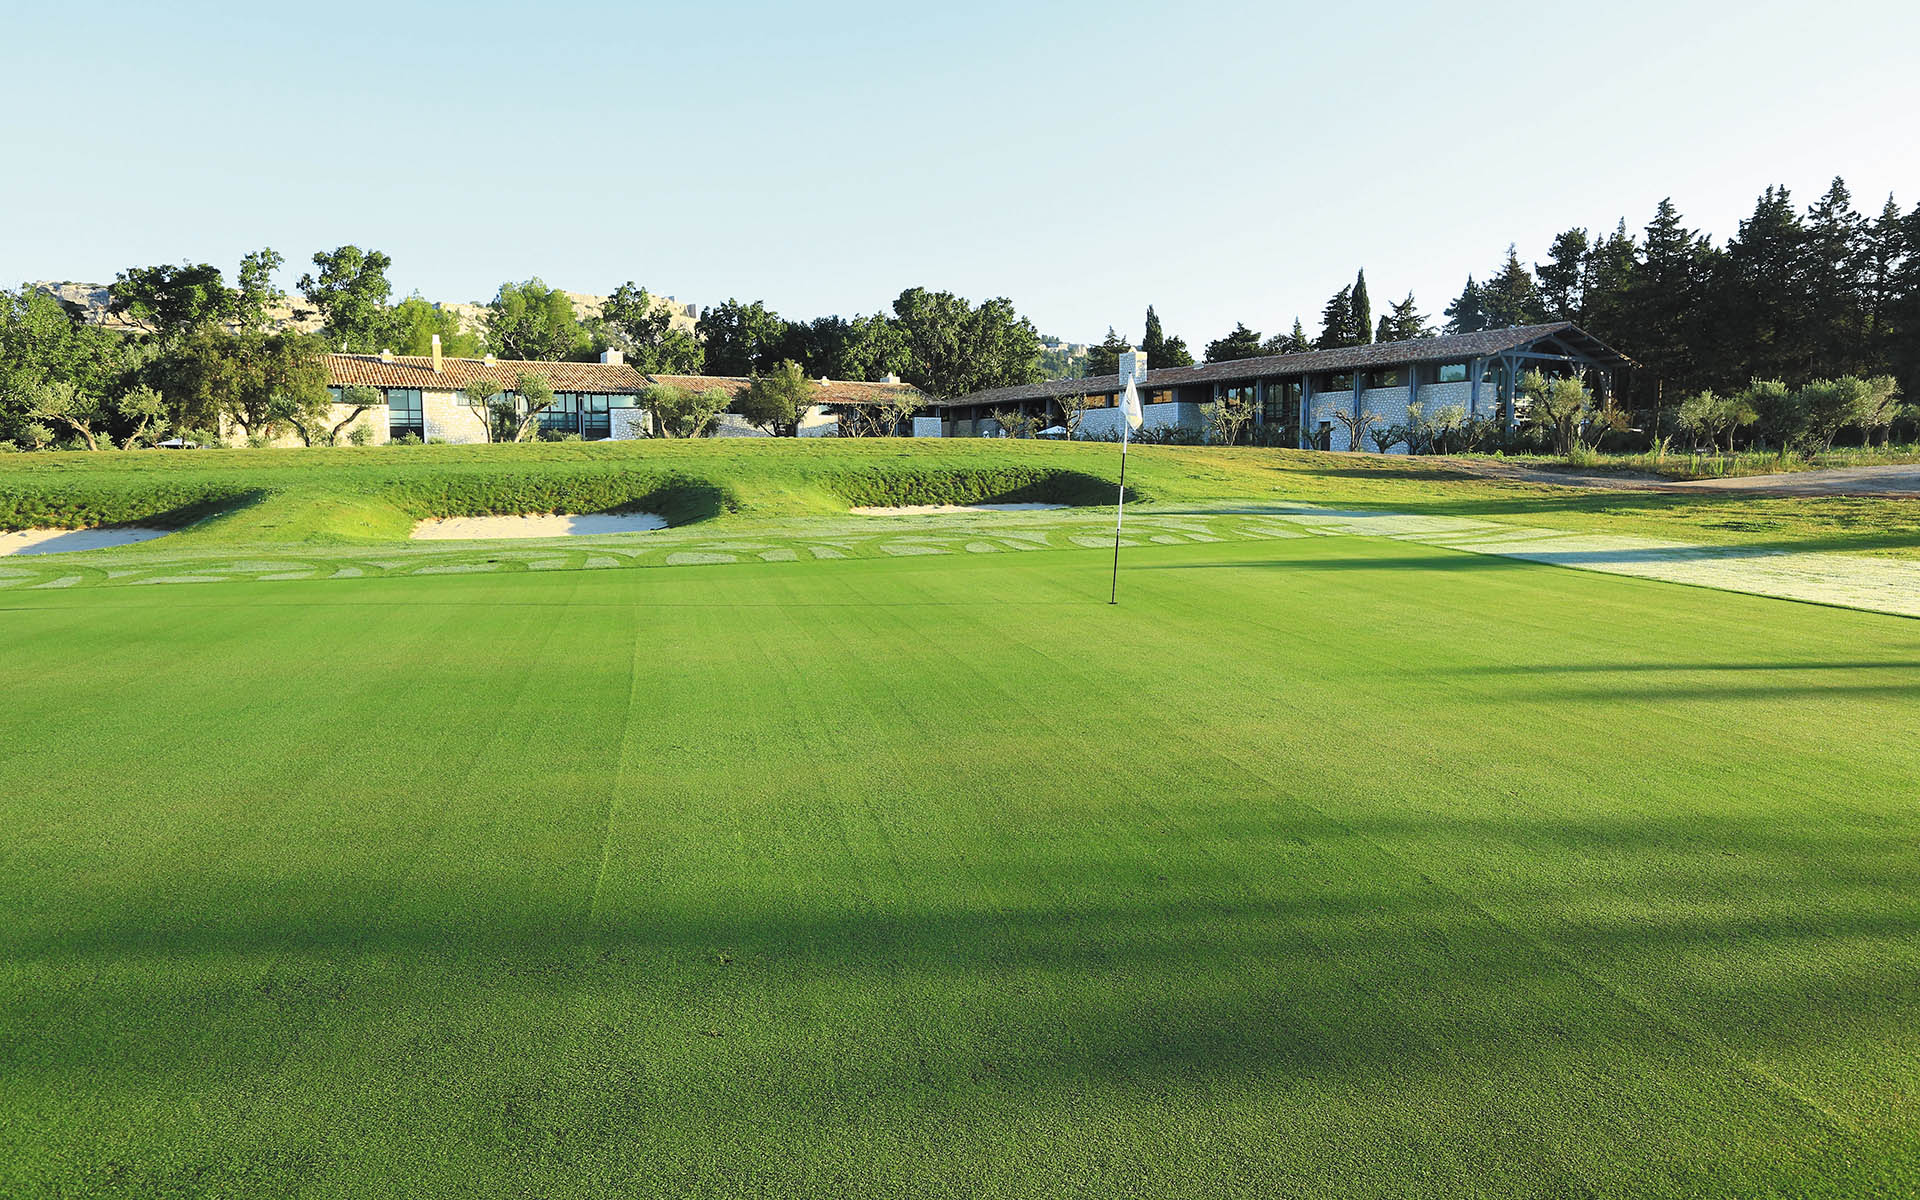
[4,439,1920,563]
[3,532,1918,1197]
[1485,444,1920,481]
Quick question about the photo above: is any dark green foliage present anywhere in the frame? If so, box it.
[485,278,593,362]
[1537,228,1591,321]
[298,245,393,351]
[1140,306,1194,369]
[1443,276,1489,334]
[695,298,789,376]
[1086,326,1132,377]
[888,288,1043,397]
[1205,322,1264,363]
[1375,293,1431,342]
[1315,286,1355,349]
[1482,245,1546,327]
[738,360,814,434]
[1349,269,1373,346]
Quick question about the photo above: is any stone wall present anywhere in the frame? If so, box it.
[912,416,942,438]
[1078,401,1200,440]
[610,407,651,440]
[1415,380,1478,419]
[423,390,488,444]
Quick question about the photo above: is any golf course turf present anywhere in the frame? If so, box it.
[2,443,1917,1196]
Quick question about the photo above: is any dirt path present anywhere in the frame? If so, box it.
[1438,457,1920,498]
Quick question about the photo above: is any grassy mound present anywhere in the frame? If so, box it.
[2,438,1917,559]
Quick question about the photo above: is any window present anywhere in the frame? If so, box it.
[1365,369,1404,390]
[386,389,423,440]
[1324,373,1354,393]
[1218,384,1256,406]
[1084,393,1114,408]
[540,393,581,437]
[1262,381,1300,424]
[581,393,611,439]
[1436,362,1469,384]
[1147,389,1174,406]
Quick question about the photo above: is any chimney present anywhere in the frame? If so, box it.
[883,372,901,385]
[430,334,442,373]
[599,347,624,366]
[484,352,497,367]
[379,348,394,363]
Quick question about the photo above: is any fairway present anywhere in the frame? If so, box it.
[4,530,1918,1197]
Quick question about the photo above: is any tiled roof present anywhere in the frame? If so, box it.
[940,323,1632,408]
[325,355,927,406]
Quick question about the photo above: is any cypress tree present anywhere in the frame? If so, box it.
[1139,305,1194,369]
[1350,270,1373,345]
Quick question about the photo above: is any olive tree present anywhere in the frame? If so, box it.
[647,383,729,438]
[509,372,555,442]
[738,360,814,434]
[462,379,514,443]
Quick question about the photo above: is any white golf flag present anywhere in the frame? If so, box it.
[1121,376,1144,432]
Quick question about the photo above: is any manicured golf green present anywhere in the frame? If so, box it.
[3,529,1917,1197]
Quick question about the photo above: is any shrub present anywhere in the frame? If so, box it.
[347,425,372,446]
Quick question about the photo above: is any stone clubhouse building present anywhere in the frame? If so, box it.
[282,322,1626,448]
[299,338,927,444]
[934,322,1631,447]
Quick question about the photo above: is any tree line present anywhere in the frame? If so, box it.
[1083,177,1919,440]
[0,244,1049,449]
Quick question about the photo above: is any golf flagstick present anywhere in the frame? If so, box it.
[1110,374,1143,605]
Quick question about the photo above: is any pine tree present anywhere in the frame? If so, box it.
[1350,270,1373,346]
[1442,277,1488,334]
[1261,318,1311,356]
[1724,185,1808,383]
[1536,228,1591,321]
[1375,293,1432,341]
[1315,285,1355,349]
[1085,326,1132,378]
[1625,198,1719,402]
[1582,219,1638,347]
[1804,176,1869,375]
[1205,322,1265,363]
[1483,245,1546,327]
[1864,195,1908,367]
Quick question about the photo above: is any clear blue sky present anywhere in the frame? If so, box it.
[4,0,1917,346]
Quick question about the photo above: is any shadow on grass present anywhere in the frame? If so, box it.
[6,803,1917,1193]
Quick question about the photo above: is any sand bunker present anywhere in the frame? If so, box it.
[0,527,171,556]
[849,503,1067,516]
[411,513,668,540]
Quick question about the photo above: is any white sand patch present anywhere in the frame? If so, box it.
[0,527,170,556]
[411,513,667,540]
[849,503,1067,516]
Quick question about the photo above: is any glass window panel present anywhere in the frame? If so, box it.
[1437,362,1468,384]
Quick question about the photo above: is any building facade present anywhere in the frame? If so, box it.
[935,323,1631,449]
[264,340,926,445]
